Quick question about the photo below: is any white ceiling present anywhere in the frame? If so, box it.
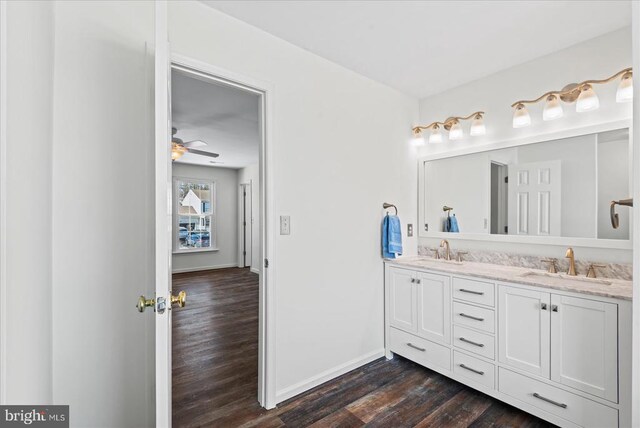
[172,69,260,169]
[202,1,631,98]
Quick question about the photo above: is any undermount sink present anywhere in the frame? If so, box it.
[519,270,612,286]
[425,258,463,265]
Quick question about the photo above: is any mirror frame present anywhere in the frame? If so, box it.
[418,119,633,249]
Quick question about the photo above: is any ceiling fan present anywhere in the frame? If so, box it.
[171,127,219,161]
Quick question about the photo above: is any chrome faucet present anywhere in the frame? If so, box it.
[440,239,451,261]
[565,247,577,276]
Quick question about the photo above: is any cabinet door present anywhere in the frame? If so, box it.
[416,272,451,344]
[499,285,550,378]
[550,295,618,402]
[388,268,417,333]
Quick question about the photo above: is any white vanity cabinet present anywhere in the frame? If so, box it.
[387,267,451,344]
[384,262,631,428]
[499,285,618,403]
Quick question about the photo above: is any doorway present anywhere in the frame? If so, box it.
[168,60,270,424]
[490,162,508,234]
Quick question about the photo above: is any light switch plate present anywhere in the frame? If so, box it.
[280,215,290,235]
[407,224,413,237]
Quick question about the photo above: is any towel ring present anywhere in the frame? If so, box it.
[610,198,633,229]
[383,203,398,215]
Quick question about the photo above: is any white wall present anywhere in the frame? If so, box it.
[172,163,239,272]
[4,0,54,404]
[50,2,154,427]
[238,163,260,272]
[169,1,418,401]
[418,27,632,262]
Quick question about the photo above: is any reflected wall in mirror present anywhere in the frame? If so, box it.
[423,128,630,240]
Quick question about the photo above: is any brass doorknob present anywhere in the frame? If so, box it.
[171,291,187,308]
[136,295,155,313]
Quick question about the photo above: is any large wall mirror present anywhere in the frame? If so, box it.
[419,127,632,246]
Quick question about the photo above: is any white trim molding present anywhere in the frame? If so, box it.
[170,53,278,409]
[0,0,7,404]
[172,263,238,274]
[275,350,385,404]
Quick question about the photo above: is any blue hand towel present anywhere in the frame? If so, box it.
[382,214,403,259]
[449,215,460,233]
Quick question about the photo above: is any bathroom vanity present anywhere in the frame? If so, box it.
[384,257,632,428]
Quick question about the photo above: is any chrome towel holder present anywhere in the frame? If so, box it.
[383,202,398,215]
[610,198,633,229]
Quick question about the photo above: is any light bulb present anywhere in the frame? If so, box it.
[448,120,463,140]
[512,103,531,128]
[542,94,563,121]
[616,72,633,103]
[469,114,486,136]
[410,130,425,147]
[576,84,599,112]
[171,142,187,161]
[429,125,443,143]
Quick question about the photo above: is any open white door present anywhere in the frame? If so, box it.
[508,161,561,236]
[155,2,172,426]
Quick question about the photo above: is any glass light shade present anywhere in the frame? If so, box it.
[429,126,443,143]
[512,104,531,128]
[410,131,425,147]
[576,84,599,112]
[542,95,563,121]
[616,73,633,103]
[469,115,486,136]
[448,120,463,140]
[171,142,187,161]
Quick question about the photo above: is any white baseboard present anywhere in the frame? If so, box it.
[275,349,384,404]
[172,263,239,274]
[250,267,260,274]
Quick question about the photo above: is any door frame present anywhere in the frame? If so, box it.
[168,54,277,410]
[238,182,253,269]
[0,0,7,404]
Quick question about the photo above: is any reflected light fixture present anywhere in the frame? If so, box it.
[542,95,563,121]
[512,103,531,128]
[617,71,633,103]
[511,67,632,128]
[411,111,485,144]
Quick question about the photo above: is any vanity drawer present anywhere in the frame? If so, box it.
[389,327,450,371]
[499,368,618,428]
[453,325,495,360]
[453,277,495,307]
[453,351,495,389]
[452,301,495,333]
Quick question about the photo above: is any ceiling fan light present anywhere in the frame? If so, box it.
[429,125,443,143]
[616,72,633,103]
[512,103,531,128]
[542,95,563,121]
[469,114,486,136]
[448,120,463,140]
[171,142,187,161]
[576,84,599,112]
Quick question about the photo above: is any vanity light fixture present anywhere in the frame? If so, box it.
[411,111,485,144]
[511,67,632,128]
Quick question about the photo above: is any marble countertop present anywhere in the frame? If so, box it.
[385,256,632,301]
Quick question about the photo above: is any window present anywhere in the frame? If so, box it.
[173,178,216,252]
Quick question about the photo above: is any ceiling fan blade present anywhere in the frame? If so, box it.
[187,148,219,158]
[183,140,207,148]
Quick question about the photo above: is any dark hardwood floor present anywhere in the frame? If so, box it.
[172,267,555,428]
